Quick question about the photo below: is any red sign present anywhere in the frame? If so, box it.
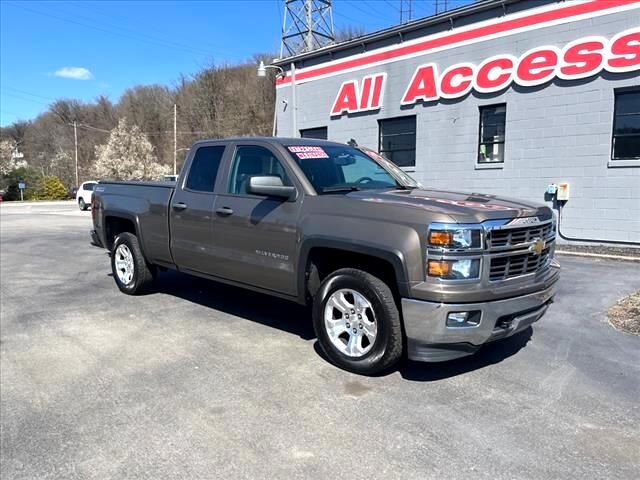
[331,73,386,116]
[329,29,639,115]
[288,146,330,159]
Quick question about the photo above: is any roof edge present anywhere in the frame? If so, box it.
[273,0,539,67]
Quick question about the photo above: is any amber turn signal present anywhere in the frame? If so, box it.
[429,231,453,246]
[428,260,452,277]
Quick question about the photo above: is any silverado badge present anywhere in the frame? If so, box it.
[528,238,546,256]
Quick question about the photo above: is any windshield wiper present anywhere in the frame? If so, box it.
[322,186,362,193]
[390,183,419,190]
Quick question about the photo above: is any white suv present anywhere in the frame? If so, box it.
[76,181,97,211]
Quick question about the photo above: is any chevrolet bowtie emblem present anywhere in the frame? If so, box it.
[528,238,546,256]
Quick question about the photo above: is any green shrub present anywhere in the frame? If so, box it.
[35,176,69,200]
[1,166,42,201]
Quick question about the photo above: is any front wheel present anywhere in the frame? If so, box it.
[78,198,87,211]
[111,232,155,295]
[312,268,403,375]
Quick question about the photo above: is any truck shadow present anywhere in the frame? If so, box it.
[398,327,533,382]
[152,270,316,341]
[150,270,533,380]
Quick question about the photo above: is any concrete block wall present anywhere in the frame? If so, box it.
[276,7,640,244]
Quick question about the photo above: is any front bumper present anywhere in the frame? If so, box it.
[402,263,559,362]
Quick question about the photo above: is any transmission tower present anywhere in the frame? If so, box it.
[281,0,335,57]
[435,0,450,15]
[400,0,413,23]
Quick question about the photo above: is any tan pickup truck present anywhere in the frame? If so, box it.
[91,137,560,375]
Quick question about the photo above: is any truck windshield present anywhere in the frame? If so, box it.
[285,145,419,194]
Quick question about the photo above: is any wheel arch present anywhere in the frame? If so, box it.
[103,211,146,259]
[297,237,410,303]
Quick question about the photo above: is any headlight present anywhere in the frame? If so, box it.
[428,227,481,249]
[427,259,480,280]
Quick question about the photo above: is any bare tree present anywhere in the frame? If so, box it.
[2,55,278,188]
[334,25,367,42]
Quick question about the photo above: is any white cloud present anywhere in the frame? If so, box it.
[54,67,94,80]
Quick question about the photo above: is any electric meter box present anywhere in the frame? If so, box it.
[557,182,570,201]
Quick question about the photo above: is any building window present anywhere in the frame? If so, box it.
[378,116,416,167]
[300,127,328,140]
[478,104,506,164]
[612,90,640,160]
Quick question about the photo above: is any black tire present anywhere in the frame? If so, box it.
[78,198,87,211]
[111,232,155,295]
[312,268,403,375]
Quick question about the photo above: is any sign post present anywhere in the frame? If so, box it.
[18,181,25,202]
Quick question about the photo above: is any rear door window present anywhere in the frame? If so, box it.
[185,146,225,192]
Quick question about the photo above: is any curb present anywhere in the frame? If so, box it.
[555,250,640,262]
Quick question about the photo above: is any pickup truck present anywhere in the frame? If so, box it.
[91,137,559,375]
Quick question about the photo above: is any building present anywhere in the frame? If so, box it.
[272,0,640,245]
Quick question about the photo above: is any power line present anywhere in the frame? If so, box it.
[74,122,220,137]
[3,1,243,59]
[361,0,394,19]
[383,0,400,12]
[1,86,57,102]
[333,10,368,27]
[0,91,52,107]
[338,0,391,22]
[64,0,249,57]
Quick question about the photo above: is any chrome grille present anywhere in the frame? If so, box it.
[488,222,553,249]
[489,246,552,281]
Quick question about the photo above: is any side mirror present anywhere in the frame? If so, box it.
[247,175,296,200]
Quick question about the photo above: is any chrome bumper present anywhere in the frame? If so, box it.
[402,266,558,362]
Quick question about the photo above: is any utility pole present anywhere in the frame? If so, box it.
[73,121,79,187]
[291,63,297,137]
[173,104,177,175]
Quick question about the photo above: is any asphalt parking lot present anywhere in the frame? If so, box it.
[1,201,639,479]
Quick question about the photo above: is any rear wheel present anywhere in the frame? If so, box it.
[313,268,403,375]
[111,232,155,295]
[78,198,87,211]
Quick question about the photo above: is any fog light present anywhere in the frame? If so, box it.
[447,312,468,324]
[427,259,480,280]
[446,311,481,328]
[428,260,452,277]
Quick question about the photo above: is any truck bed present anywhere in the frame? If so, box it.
[95,181,175,265]
[98,180,176,188]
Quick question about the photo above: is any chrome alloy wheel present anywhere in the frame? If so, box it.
[323,288,377,358]
[114,244,135,285]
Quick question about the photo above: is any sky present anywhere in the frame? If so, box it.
[0,0,468,127]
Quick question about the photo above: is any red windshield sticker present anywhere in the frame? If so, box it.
[288,146,329,159]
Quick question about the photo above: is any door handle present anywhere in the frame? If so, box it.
[215,207,234,216]
[172,202,187,211]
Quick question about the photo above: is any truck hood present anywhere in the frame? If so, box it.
[344,188,551,223]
